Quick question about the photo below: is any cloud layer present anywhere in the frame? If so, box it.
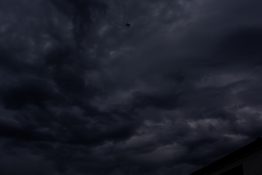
[0,0,262,174]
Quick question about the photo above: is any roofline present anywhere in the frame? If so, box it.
[191,138,262,175]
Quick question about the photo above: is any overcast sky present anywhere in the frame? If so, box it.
[0,0,262,174]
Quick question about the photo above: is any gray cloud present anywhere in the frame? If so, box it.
[0,0,261,175]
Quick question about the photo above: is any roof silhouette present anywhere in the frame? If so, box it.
[191,138,262,175]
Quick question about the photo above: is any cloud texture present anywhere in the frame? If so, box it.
[0,0,262,174]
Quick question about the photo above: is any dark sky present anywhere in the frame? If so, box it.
[0,0,262,174]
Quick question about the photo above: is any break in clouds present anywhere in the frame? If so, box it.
[0,0,262,174]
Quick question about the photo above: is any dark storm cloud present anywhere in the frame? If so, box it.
[0,0,262,174]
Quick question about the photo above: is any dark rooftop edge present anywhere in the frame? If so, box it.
[191,138,262,175]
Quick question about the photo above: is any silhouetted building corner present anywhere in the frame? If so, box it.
[191,138,262,175]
